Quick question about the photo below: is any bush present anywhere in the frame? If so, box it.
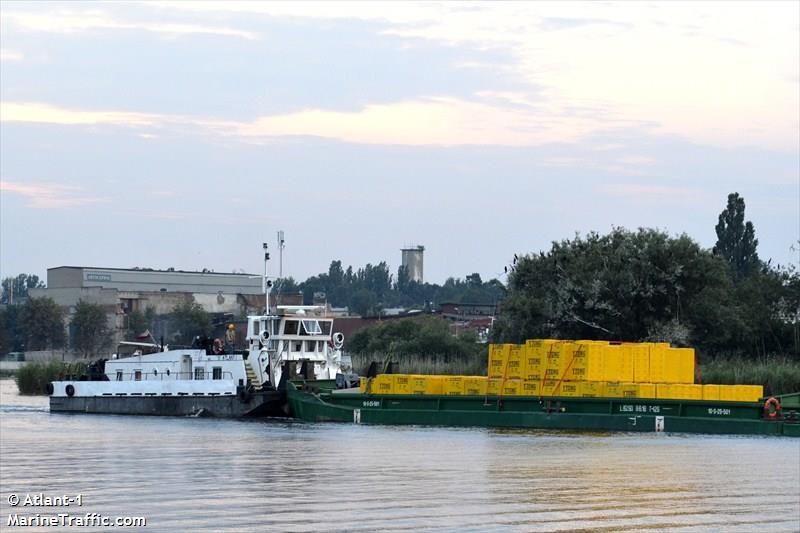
[15,360,85,395]
[698,354,800,396]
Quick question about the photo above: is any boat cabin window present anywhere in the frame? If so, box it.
[292,341,302,353]
[194,367,205,380]
[116,370,123,381]
[134,370,142,381]
[212,367,222,380]
[302,320,322,335]
[284,320,299,335]
[253,320,260,336]
[320,321,332,335]
[305,340,316,352]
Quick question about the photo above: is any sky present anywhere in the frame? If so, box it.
[1,1,798,285]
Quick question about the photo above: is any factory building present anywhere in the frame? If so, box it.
[28,266,288,347]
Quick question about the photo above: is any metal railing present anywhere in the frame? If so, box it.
[109,371,235,381]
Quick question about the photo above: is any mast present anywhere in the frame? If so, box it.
[262,242,271,314]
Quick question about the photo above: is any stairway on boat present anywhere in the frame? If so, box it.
[244,360,263,391]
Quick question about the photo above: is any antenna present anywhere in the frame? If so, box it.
[277,230,285,278]
[262,243,271,314]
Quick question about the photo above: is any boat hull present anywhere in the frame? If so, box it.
[50,390,285,418]
[287,383,799,437]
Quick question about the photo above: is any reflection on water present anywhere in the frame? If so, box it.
[1,379,798,532]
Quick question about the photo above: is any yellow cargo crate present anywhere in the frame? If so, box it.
[559,381,581,397]
[393,374,411,395]
[702,384,721,401]
[409,375,443,395]
[682,384,702,400]
[574,342,605,382]
[488,344,512,378]
[487,378,502,396]
[620,382,639,398]
[649,344,667,383]
[359,377,368,393]
[444,376,465,395]
[627,344,650,383]
[603,381,624,398]
[464,376,488,396]
[501,379,523,396]
[506,345,524,379]
[523,340,546,380]
[521,379,540,396]
[735,385,763,402]
[544,342,576,381]
[601,345,633,382]
[663,348,695,384]
[371,374,394,395]
[638,383,656,399]
[579,381,602,397]
[541,379,561,396]
[656,383,677,399]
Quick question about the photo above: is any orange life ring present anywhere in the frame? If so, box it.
[213,338,224,355]
[763,397,781,419]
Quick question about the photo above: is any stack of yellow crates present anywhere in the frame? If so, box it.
[358,339,763,402]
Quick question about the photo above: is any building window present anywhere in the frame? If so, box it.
[194,367,205,380]
[116,370,123,381]
[212,367,222,380]
[134,370,142,381]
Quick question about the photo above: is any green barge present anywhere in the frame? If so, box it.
[288,381,800,437]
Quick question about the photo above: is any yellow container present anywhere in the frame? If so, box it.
[603,381,624,398]
[488,344,512,378]
[444,376,465,396]
[601,345,633,382]
[464,376,488,396]
[559,381,581,397]
[575,342,605,382]
[736,385,764,402]
[541,379,561,397]
[409,375,443,395]
[521,379,540,396]
[621,382,639,398]
[682,384,702,400]
[371,374,394,395]
[649,344,667,383]
[628,344,650,383]
[579,381,602,397]
[501,379,522,396]
[664,348,695,384]
[523,340,546,380]
[702,384,721,401]
[656,383,677,399]
[487,378,502,396]
[506,345,524,379]
[393,375,411,395]
[638,383,656,398]
[544,342,577,381]
[359,377,368,393]
[719,384,738,402]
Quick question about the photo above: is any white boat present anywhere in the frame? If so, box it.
[49,248,354,417]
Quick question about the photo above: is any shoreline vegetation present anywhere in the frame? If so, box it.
[14,360,85,395]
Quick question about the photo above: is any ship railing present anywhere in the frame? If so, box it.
[108,371,236,382]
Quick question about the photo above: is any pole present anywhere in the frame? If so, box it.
[263,243,270,314]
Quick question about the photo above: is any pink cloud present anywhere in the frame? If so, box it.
[0,180,111,208]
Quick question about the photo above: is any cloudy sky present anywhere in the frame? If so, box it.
[1,1,798,285]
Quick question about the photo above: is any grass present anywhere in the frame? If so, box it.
[698,354,800,396]
[350,351,488,377]
[15,360,86,395]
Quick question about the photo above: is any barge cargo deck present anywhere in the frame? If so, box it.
[288,381,800,437]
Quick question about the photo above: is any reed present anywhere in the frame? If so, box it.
[698,354,800,396]
[350,351,488,377]
[15,360,86,395]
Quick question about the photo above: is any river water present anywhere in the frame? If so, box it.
[1,379,798,532]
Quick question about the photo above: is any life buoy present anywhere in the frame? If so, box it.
[763,397,781,419]
[65,384,75,397]
[213,338,224,354]
[45,383,54,396]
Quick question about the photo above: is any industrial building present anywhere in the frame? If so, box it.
[29,266,273,347]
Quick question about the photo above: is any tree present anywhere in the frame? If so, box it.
[169,301,212,345]
[71,300,112,357]
[0,306,26,354]
[19,297,65,350]
[126,307,156,339]
[1,274,45,304]
[714,192,760,279]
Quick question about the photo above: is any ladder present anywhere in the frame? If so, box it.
[244,360,263,391]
